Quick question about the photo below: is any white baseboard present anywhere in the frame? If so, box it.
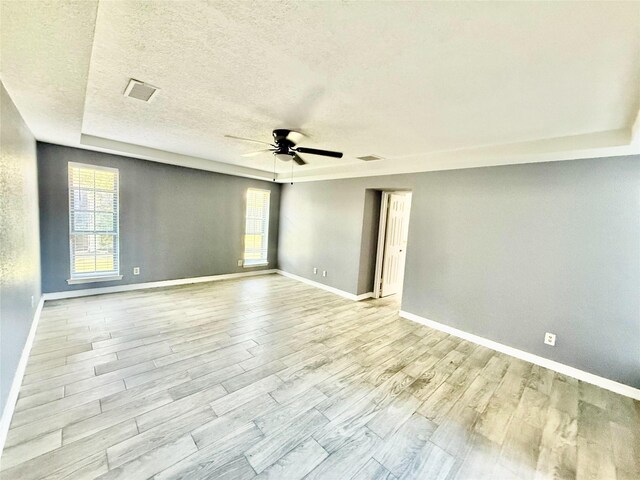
[0,296,45,456]
[42,269,278,300]
[400,310,640,401]
[276,270,373,301]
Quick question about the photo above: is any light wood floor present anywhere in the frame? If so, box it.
[1,275,638,479]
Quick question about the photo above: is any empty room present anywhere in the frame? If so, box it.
[1,1,639,479]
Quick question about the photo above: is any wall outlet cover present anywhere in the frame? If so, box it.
[313,267,318,275]
[322,270,327,277]
[238,260,243,267]
[133,267,140,275]
[544,332,556,346]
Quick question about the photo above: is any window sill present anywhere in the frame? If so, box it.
[243,262,269,268]
[67,275,123,285]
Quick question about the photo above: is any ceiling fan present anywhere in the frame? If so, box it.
[225,129,343,166]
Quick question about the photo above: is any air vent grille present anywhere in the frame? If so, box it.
[124,79,159,102]
[356,154,384,162]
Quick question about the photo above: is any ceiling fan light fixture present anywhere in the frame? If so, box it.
[274,152,292,162]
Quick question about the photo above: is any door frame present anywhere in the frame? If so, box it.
[372,192,390,299]
[373,191,411,299]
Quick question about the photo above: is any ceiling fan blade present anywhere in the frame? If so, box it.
[241,149,274,157]
[286,130,308,143]
[294,146,343,158]
[224,134,274,147]
[292,153,307,166]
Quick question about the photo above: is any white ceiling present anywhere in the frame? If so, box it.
[2,1,640,182]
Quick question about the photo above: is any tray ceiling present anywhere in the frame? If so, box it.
[2,1,640,182]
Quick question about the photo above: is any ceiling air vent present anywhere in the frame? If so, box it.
[356,154,384,162]
[123,79,159,102]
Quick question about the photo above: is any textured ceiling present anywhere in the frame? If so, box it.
[0,0,98,146]
[2,1,640,181]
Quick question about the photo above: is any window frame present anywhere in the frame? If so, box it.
[67,162,122,284]
[243,188,271,268]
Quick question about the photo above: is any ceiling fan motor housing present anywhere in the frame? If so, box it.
[272,129,293,142]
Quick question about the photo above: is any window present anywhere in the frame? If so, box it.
[68,163,121,283]
[243,188,270,266]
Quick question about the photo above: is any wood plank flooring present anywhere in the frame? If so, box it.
[1,274,638,479]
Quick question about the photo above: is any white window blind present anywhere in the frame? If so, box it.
[68,163,120,280]
[243,188,270,266]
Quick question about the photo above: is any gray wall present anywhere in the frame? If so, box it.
[279,180,368,293]
[0,83,41,415]
[38,143,281,293]
[278,157,640,388]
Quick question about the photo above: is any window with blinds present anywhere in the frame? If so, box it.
[68,163,120,281]
[243,188,270,266]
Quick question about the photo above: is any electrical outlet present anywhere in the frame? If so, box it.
[238,260,243,267]
[31,295,35,308]
[322,270,327,277]
[544,332,556,346]
[133,267,140,275]
[313,267,318,275]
